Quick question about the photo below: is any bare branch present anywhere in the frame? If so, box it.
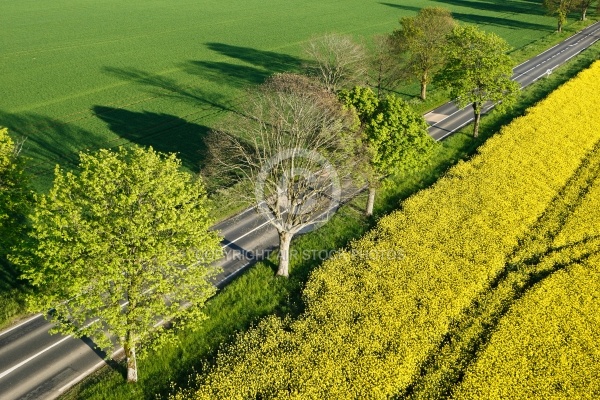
[304,33,367,93]
[12,136,27,157]
[205,73,359,276]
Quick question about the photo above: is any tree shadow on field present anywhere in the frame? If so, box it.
[0,110,110,191]
[398,139,600,399]
[181,43,305,88]
[102,67,236,115]
[93,106,211,171]
[379,2,550,32]
[428,0,547,17]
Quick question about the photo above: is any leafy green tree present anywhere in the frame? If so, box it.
[0,127,31,268]
[576,0,597,20]
[391,7,456,100]
[17,146,222,383]
[436,25,520,138]
[544,0,576,31]
[339,87,434,216]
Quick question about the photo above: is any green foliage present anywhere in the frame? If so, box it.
[437,25,519,110]
[339,86,434,176]
[0,127,31,256]
[16,146,222,366]
[0,128,32,327]
[173,61,600,399]
[391,7,456,100]
[436,25,521,137]
[339,86,434,214]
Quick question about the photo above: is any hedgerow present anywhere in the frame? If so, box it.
[174,61,600,399]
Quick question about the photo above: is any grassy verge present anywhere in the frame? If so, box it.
[0,257,31,331]
[60,37,600,400]
[508,18,598,63]
[0,290,29,331]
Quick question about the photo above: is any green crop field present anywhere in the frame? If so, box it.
[0,0,588,191]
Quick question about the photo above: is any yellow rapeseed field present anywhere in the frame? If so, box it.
[454,142,600,399]
[176,61,600,399]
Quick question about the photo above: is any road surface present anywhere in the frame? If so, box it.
[426,21,600,141]
[0,211,278,400]
[1,20,599,400]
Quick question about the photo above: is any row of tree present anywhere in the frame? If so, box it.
[301,8,520,138]
[205,73,434,276]
[204,10,522,277]
[544,0,599,32]
[0,8,533,383]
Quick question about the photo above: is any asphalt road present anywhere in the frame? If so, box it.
[1,20,599,400]
[0,210,280,400]
[426,21,600,141]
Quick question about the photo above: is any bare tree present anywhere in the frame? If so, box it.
[304,33,367,93]
[368,35,403,99]
[206,74,358,277]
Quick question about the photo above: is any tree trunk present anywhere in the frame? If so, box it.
[366,186,376,216]
[581,7,587,21]
[420,72,428,101]
[472,103,482,139]
[124,334,138,383]
[376,63,384,99]
[557,19,563,33]
[277,231,293,277]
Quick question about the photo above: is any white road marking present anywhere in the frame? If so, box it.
[0,336,72,380]
[217,187,359,283]
[427,24,600,131]
[424,111,453,124]
[56,347,125,395]
[0,224,274,381]
[427,105,467,129]
[432,23,600,139]
[56,359,105,394]
[0,314,43,337]
[221,218,271,250]
[0,291,143,381]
